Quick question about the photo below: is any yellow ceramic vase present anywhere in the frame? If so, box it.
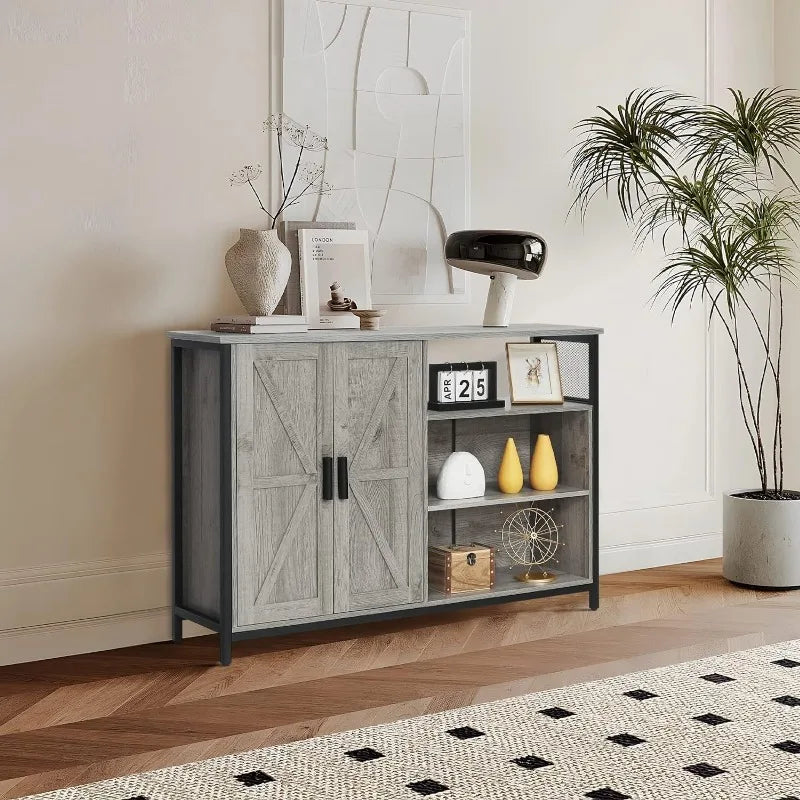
[498,437,524,494]
[531,434,558,490]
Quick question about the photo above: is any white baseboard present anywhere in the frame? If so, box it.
[598,498,722,573]
[0,608,207,667]
[0,553,203,666]
[0,553,171,630]
[599,532,722,575]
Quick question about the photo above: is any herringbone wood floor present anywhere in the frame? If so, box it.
[0,559,798,799]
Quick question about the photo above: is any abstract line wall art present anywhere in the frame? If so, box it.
[282,0,471,304]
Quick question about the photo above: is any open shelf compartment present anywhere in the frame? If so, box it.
[425,404,593,602]
[429,493,591,586]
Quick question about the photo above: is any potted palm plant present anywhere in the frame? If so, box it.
[570,88,800,588]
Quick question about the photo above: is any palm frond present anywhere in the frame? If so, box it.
[653,228,786,319]
[686,88,800,185]
[570,89,690,222]
[634,161,735,247]
[737,191,800,242]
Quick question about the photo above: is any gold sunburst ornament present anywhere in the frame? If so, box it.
[496,505,564,584]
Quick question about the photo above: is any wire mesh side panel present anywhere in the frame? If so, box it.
[542,339,590,401]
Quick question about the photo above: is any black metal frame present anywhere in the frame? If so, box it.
[532,333,600,610]
[170,333,600,665]
[171,339,234,665]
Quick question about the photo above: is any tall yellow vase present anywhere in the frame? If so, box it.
[497,437,524,493]
[531,434,558,490]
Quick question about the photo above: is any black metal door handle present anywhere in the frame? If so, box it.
[322,457,333,501]
[337,456,349,500]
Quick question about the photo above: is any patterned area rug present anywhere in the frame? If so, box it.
[24,640,800,800]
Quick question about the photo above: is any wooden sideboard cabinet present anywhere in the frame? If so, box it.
[169,325,601,664]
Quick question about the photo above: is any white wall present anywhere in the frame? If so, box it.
[0,0,780,664]
[775,0,800,493]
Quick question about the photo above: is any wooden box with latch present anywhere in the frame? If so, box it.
[428,543,495,594]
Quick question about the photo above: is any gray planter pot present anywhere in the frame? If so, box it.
[723,491,800,589]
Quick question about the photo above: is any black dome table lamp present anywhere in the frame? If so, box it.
[445,230,547,327]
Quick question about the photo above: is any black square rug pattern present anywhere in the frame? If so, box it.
[23,639,800,799]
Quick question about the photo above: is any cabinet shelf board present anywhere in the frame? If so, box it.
[427,482,589,512]
[426,570,590,606]
[427,400,590,421]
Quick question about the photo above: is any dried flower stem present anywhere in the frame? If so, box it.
[230,116,330,229]
[282,178,320,212]
[272,138,307,227]
[276,131,286,196]
[247,180,275,221]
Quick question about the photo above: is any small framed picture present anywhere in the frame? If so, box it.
[506,343,564,404]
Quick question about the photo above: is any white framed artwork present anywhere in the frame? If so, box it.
[281,0,471,305]
[299,228,372,328]
[506,343,564,405]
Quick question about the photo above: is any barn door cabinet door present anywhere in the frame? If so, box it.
[234,343,333,627]
[332,341,426,613]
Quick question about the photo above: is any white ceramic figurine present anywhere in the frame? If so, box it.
[436,452,486,500]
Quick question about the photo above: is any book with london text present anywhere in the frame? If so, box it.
[299,228,371,329]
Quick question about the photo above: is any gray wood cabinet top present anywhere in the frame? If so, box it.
[168,323,603,345]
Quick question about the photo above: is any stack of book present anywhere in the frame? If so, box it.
[210,315,308,334]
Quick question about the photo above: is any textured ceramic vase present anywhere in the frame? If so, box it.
[531,434,558,491]
[225,228,292,316]
[498,438,524,494]
[723,492,800,588]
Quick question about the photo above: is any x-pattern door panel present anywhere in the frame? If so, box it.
[235,344,333,627]
[333,342,425,612]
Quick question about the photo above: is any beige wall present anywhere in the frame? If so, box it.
[0,0,784,664]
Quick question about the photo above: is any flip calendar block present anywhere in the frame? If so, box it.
[428,362,505,412]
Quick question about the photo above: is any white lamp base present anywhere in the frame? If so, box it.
[483,272,517,327]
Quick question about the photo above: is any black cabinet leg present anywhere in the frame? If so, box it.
[219,346,233,668]
[219,630,232,666]
[589,584,600,611]
[172,614,183,643]
[171,343,185,647]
